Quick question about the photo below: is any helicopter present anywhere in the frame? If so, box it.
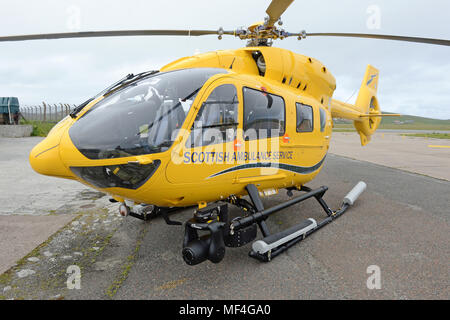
[3,0,449,265]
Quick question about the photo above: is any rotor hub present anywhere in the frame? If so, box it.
[233,21,291,47]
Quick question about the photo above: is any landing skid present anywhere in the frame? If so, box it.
[180,181,367,265]
[238,183,364,262]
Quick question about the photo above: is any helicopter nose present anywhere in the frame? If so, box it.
[29,136,73,178]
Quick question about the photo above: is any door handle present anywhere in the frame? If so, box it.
[128,157,153,165]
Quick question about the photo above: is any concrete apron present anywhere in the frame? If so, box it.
[0,215,76,274]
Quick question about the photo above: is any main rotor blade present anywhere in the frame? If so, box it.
[304,32,450,46]
[266,0,294,27]
[0,29,234,42]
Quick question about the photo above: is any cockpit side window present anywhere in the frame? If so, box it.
[243,87,285,140]
[187,84,239,148]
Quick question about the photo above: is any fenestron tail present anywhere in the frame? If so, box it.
[330,65,397,146]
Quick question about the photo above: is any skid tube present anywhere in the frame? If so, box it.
[230,182,366,262]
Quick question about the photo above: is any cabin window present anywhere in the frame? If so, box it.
[188,84,239,147]
[296,103,313,132]
[243,87,285,140]
[319,108,327,132]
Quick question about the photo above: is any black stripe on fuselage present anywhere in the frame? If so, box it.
[207,154,327,179]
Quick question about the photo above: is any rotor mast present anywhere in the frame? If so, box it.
[239,0,295,46]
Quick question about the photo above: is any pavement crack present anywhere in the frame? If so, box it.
[105,224,149,299]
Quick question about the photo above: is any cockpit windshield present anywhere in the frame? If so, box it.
[69,68,227,159]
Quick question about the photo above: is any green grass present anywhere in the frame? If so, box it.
[378,113,450,130]
[334,113,450,131]
[401,133,450,140]
[332,128,356,132]
[20,119,56,137]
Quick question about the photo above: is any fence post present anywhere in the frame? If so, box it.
[42,102,47,122]
[53,104,58,121]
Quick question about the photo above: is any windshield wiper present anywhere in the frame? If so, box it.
[102,70,159,97]
[69,98,95,118]
[70,70,159,119]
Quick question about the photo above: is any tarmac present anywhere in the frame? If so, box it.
[329,132,450,181]
[0,133,448,299]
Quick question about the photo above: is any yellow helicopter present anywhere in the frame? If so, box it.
[3,0,449,265]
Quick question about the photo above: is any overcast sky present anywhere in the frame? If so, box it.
[1,0,449,119]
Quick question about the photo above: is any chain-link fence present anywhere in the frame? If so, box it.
[19,102,77,122]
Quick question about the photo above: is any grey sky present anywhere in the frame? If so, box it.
[1,0,449,119]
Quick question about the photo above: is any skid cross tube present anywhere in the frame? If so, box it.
[230,186,329,233]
